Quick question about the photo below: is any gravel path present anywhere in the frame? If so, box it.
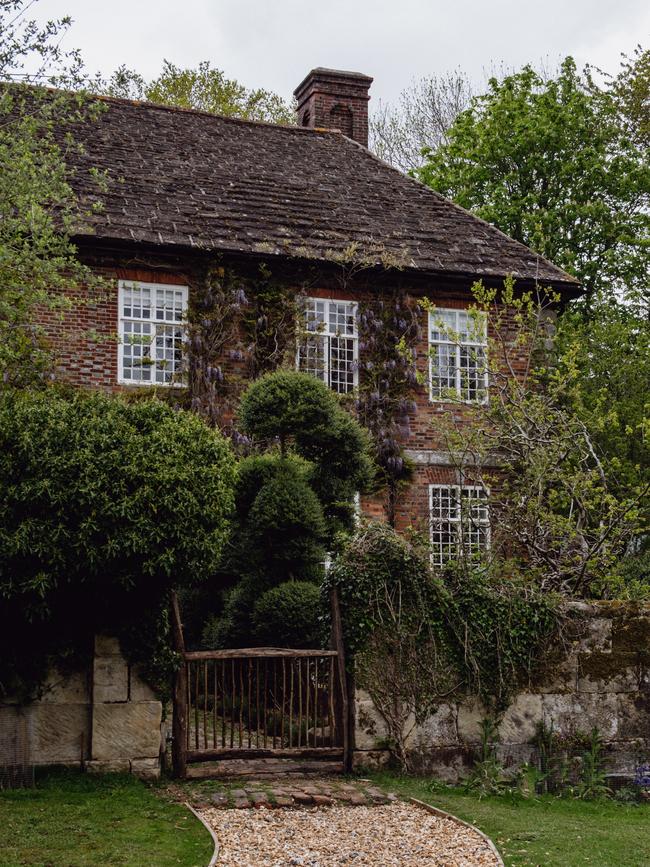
[200,801,500,866]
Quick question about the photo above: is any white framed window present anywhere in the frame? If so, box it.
[118,280,188,386]
[429,308,488,402]
[429,484,490,568]
[297,297,358,394]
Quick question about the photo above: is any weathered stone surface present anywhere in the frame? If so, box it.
[354,690,388,749]
[412,704,458,749]
[351,749,391,771]
[457,702,486,744]
[129,671,157,702]
[577,653,642,693]
[576,617,613,653]
[499,693,543,743]
[130,757,161,780]
[39,670,90,704]
[93,655,129,703]
[95,635,122,656]
[29,703,89,764]
[541,693,619,739]
[92,701,162,761]
[86,759,130,774]
[616,693,650,740]
[312,794,334,806]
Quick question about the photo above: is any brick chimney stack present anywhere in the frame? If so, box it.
[293,68,373,147]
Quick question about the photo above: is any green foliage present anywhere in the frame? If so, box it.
[417,55,649,303]
[0,769,214,866]
[101,59,295,124]
[326,522,559,768]
[465,718,511,798]
[0,389,236,696]
[241,457,327,580]
[356,291,421,525]
[0,3,105,388]
[239,370,338,450]
[239,370,374,538]
[428,279,646,596]
[252,581,323,648]
[573,729,612,801]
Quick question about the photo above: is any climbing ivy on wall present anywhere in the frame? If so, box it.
[325,522,561,770]
[356,290,421,525]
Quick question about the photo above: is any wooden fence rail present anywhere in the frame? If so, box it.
[170,589,351,777]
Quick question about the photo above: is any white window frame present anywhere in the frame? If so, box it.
[117,280,188,387]
[429,483,490,568]
[296,297,359,394]
[428,307,488,403]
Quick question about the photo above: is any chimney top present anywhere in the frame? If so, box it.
[294,67,373,147]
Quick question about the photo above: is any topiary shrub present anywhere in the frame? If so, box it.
[239,370,375,540]
[0,388,236,697]
[252,581,323,648]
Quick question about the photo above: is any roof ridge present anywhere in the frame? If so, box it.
[91,90,341,135]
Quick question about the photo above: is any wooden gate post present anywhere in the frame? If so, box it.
[329,587,352,773]
[170,591,188,779]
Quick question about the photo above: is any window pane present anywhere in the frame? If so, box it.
[431,343,457,397]
[330,336,356,393]
[298,333,327,383]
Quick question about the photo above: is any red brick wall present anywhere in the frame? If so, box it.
[42,263,518,529]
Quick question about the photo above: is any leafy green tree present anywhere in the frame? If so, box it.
[0,0,103,388]
[417,56,649,304]
[0,390,236,695]
[239,370,375,537]
[252,581,322,648]
[101,60,294,124]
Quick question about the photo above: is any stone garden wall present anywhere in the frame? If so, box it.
[0,636,163,780]
[354,601,650,783]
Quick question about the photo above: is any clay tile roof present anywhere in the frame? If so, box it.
[66,95,578,288]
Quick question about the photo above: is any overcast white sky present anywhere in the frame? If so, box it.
[30,0,650,106]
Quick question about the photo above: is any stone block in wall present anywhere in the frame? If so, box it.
[129,670,157,702]
[352,749,391,771]
[457,701,486,744]
[354,689,388,749]
[615,693,650,741]
[86,759,130,774]
[576,617,612,653]
[532,652,579,695]
[92,701,162,761]
[95,635,122,656]
[38,670,90,705]
[499,693,543,744]
[577,652,645,694]
[412,703,458,750]
[29,703,89,764]
[93,655,129,703]
[611,615,650,655]
[541,693,619,739]
[130,757,161,780]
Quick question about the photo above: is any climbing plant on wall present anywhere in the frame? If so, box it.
[356,289,421,525]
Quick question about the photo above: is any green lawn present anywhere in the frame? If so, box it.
[369,772,650,867]
[0,770,213,867]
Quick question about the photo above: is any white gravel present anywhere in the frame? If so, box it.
[200,801,500,866]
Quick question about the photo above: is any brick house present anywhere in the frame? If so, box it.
[46,67,579,563]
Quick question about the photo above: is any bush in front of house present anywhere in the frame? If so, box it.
[238,370,375,540]
[0,388,236,697]
[252,580,323,648]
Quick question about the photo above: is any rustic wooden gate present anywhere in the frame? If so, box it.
[170,592,351,778]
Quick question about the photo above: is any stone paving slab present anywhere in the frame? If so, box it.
[182,775,397,810]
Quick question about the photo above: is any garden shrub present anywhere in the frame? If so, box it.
[0,389,236,697]
[252,581,323,648]
[325,521,561,770]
